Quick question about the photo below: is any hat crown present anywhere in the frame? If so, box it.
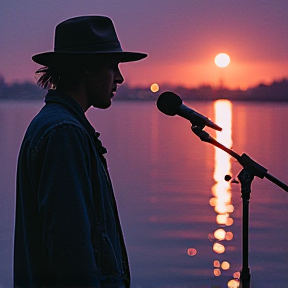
[54,16,122,53]
[32,15,147,66]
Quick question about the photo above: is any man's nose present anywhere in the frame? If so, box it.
[115,67,124,84]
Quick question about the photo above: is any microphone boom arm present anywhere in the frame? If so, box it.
[191,125,288,192]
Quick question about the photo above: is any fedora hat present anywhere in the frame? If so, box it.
[32,16,147,67]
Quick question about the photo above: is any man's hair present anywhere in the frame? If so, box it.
[35,63,86,90]
[35,55,119,90]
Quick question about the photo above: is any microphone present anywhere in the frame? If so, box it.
[157,91,222,131]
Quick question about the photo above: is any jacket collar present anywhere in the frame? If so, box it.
[45,89,107,154]
[45,89,94,133]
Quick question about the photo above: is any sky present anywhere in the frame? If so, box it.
[1,0,288,90]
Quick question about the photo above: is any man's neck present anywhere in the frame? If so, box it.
[58,86,89,112]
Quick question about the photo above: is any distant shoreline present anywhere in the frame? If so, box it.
[1,78,288,102]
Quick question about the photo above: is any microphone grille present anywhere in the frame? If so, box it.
[156,91,182,116]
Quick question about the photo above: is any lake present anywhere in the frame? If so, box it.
[0,99,288,288]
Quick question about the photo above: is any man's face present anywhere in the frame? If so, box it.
[85,61,124,109]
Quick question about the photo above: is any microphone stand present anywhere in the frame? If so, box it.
[191,125,288,288]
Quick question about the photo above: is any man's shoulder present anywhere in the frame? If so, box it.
[35,102,82,127]
[26,103,89,146]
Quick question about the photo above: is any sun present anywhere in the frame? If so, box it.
[215,53,230,68]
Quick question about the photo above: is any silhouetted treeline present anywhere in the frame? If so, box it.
[0,73,288,102]
[116,78,288,102]
[0,75,45,101]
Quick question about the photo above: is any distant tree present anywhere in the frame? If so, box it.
[0,78,45,100]
[0,74,5,88]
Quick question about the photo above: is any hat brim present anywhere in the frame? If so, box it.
[32,51,147,67]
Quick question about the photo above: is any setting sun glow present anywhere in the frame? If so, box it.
[215,53,230,68]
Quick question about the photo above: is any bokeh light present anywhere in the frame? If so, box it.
[213,243,225,254]
[227,279,240,288]
[233,271,241,279]
[225,231,234,241]
[216,214,228,225]
[187,248,197,256]
[226,204,234,213]
[214,228,226,240]
[221,261,230,270]
[150,83,159,92]
[213,268,221,277]
[226,217,234,226]
[209,197,217,206]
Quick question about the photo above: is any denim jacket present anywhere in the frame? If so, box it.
[14,90,130,288]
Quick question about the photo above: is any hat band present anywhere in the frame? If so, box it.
[54,41,123,53]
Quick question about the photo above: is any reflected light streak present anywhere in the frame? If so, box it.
[210,100,234,279]
[212,100,233,225]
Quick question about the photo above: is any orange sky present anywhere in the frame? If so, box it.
[1,1,288,90]
[121,57,288,90]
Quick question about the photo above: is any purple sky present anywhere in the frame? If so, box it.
[1,0,288,89]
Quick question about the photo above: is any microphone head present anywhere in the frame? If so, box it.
[156,91,182,116]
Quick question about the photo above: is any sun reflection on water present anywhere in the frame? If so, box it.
[209,100,238,284]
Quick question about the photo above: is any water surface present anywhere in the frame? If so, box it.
[0,99,287,288]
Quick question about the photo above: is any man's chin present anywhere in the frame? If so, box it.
[93,101,112,110]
